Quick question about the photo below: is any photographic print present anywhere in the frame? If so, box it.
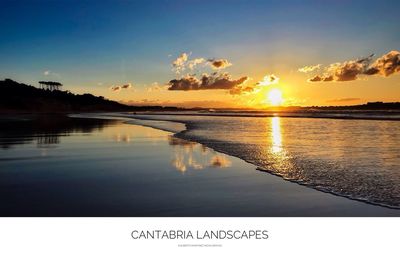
[0,0,399,251]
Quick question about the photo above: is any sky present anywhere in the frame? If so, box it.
[1,0,399,108]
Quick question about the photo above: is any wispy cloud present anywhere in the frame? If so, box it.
[110,82,133,92]
[171,53,234,74]
[188,58,205,70]
[172,53,189,73]
[298,64,321,73]
[326,98,361,103]
[147,82,166,92]
[257,74,279,86]
[43,70,60,78]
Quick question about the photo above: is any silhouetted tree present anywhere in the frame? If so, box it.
[39,81,63,91]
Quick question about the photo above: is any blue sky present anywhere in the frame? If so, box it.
[1,0,399,106]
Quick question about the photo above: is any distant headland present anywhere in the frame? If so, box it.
[0,79,180,113]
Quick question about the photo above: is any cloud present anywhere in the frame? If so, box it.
[364,50,400,77]
[229,85,256,95]
[229,74,279,95]
[208,59,232,69]
[172,53,189,73]
[121,83,132,89]
[331,55,372,81]
[326,98,361,103]
[110,82,133,92]
[147,82,166,92]
[306,51,400,82]
[308,74,334,82]
[298,64,321,73]
[167,73,249,91]
[173,53,189,67]
[167,53,277,96]
[322,75,334,81]
[188,58,205,70]
[171,53,233,73]
[257,74,279,86]
[110,86,121,92]
[43,70,60,78]
[126,98,163,105]
[308,75,322,82]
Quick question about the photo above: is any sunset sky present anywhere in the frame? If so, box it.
[1,0,399,108]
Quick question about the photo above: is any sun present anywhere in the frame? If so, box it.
[267,88,283,106]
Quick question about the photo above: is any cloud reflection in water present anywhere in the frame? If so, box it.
[168,136,231,173]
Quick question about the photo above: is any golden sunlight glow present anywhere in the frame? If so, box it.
[271,116,282,153]
[267,89,283,106]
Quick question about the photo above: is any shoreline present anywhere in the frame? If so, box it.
[2,108,400,122]
[73,112,400,213]
[128,111,400,121]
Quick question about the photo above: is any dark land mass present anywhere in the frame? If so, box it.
[305,102,400,111]
[0,79,181,113]
[205,103,400,112]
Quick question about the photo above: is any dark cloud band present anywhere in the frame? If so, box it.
[167,73,248,92]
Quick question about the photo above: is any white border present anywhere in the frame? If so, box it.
[0,218,398,252]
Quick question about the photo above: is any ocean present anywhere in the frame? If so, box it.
[119,112,400,208]
[1,113,399,216]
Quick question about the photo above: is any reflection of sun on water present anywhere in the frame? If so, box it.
[271,117,282,153]
[267,117,295,176]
